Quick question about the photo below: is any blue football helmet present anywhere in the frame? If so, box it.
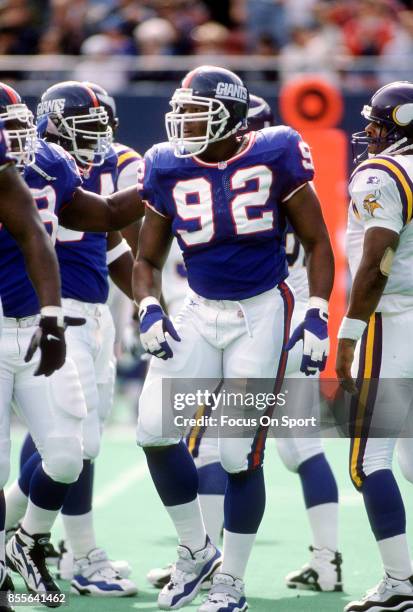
[82,82,119,132]
[37,80,112,166]
[165,65,249,158]
[0,82,36,169]
[352,81,413,161]
[246,94,274,131]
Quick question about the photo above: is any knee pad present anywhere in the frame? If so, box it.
[398,449,413,484]
[42,436,83,484]
[397,440,413,484]
[0,439,11,489]
[219,446,248,474]
[275,437,323,473]
[137,378,180,448]
[82,409,101,460]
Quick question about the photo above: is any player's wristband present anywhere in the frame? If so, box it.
[137,296,161,321]
[106,239,131,265]
[337,317,367,341]
[309,296,329,313]
[40,306,64,327]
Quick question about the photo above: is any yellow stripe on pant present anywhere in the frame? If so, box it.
[350,315,378,489]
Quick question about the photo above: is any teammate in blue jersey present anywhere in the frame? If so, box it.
[0,81,144,603]
[4,81,138,599]
[133,66,334,612]
[0,113,68,612]
[0,116,64,367]
[51,82,141,592]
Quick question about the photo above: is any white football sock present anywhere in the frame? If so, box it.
[62,510,97,559]
[221,529,256,580]
[5,481,28,530]
[21,502,58,535]
[307,502,339,551]
[166,498,206,552]
[199,494,224,546]
[378,534,412,580]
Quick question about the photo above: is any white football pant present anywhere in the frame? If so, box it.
[137,283,294,473]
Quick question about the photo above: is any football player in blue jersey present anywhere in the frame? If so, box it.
[0,116,68,612]
[0,116,65,367]
[45,83,141,592]
[44,82,142,590]
[0,81,144,603]
[5,81,138,599]
[147,94,342,596]
[133,66,334,611]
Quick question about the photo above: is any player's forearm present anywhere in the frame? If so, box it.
[20,230,61,308]
[346,263,387,322]
[132,259,162,305]
[106,189,145,230]
[59,187,144,232]
[305,238,334,301]
[109,252,134,300]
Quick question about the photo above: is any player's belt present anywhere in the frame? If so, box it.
[2,315,40,328]
[62,297,105,317]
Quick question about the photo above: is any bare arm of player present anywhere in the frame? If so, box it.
[132,208,178,360]
[336,226,398,394]
[107,231,134,300]
[284,183,334,375]
[58,185,145,232]
[132,207,173,304]
[284,183,334,300]
[121,221,141,257]
[0,165,61,308]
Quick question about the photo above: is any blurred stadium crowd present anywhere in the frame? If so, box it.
[1,0,413,88]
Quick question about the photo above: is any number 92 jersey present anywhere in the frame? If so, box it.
[138,126,314,300]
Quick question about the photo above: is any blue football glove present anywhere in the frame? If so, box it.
[138,298,180,360]
[286,299,329,376]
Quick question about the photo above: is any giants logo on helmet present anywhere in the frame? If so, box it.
[215,82,248,102]
[36,98,65,117]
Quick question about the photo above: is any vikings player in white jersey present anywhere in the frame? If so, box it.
[134,66,334,612]
[337,81,413,612]
[148,94,342,596]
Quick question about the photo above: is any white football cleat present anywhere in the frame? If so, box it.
[147,563,212,591]
[147,564,173,589]
[158,537,221,610]
[70,548,137,597]
[344,575,413,611]
[285,546,343,592]
[198,572,248,612]
[56,541,131,580]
